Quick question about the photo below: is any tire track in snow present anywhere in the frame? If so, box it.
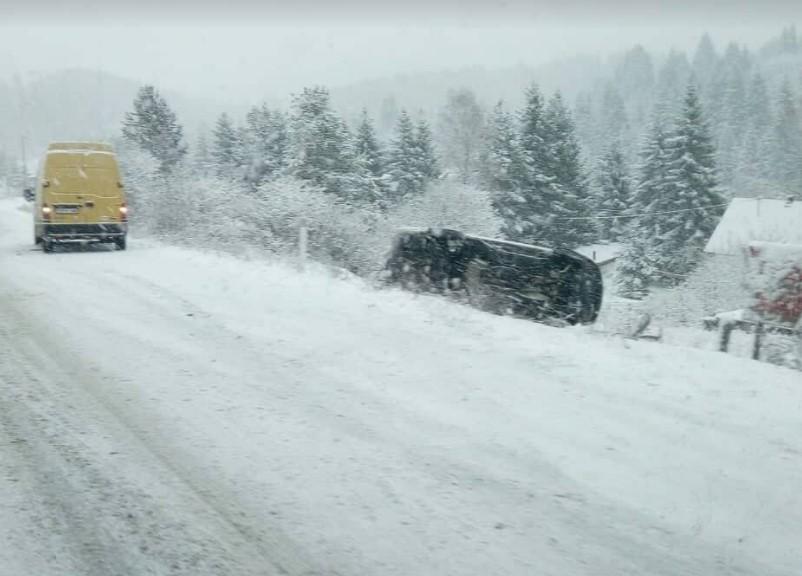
[0,289,323,576]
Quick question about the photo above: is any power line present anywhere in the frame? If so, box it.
[557,202,729,221]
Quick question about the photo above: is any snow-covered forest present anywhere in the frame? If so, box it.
[2,26,802,304]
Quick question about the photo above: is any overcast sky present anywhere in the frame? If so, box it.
[1,1,800,102]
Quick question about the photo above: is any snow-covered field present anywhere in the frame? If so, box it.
[1,197,801,576]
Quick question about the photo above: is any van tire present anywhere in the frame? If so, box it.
[115,236,127,251]
[42,239,53,253]
[34,235,42,245]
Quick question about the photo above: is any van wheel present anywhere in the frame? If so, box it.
[35,235,42,245]
[115,236,127,251]
[42,239,53,253]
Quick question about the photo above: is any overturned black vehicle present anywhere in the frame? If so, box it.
[385,229,603,326]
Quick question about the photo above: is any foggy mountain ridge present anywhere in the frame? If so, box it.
[2,24,801,167]
[1,52,609,157]
[0,68,248,160]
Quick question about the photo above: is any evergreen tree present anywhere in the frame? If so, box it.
[387,110,425,201]
[245,104,289,185]
[692,33,718,81]
[354,109,384,179]
[264,111,290,181]
[656,50,692,115]
[616,112,670,294]
[772,80,802,195]
[122,85,187,174]
[212,113,241,179]
[509,85,555,244]
[288,86,355,197]
[615,238,654,299]
[613,45,654,127]
[735,73,774,194]
[493,86,593,248]
[543,92,595,247]
[709,43,750,189]
[192,129,214,177]
[594,143,632,242]
[600,84,629,151]
[483,102,526,239]
[437,88,485,184]
[654,84,725,281]
[415,118,440,181]
[573,92,600,160]
[352,109,386,206]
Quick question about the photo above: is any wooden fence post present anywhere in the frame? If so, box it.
[720,322,735,353]
[752,321,764,360]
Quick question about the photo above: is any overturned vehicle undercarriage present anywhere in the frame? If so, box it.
[385,229,603,326]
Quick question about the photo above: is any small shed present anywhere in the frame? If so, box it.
[576,243,622,283]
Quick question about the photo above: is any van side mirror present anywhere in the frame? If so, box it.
[23,188,34,202]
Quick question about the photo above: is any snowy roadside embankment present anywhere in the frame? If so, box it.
[1,198,801,576]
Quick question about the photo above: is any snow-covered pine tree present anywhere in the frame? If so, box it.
[594,143,632,242]
[414,118,440,181]
[353,109,386,206]
[212,113,241,180]
[387,110,424,202]
[354,109,384,179]
[734,73,775,195]
[192,129,214,177]
[288,86,355,198]
[235,125,253,179]
[437,88,485,184]
[655,50,692,116]
[600,84,630,155]
[481,102,524,199]
[508,85,555,244]
[244,104,271,186]
[573,92,600,162]
[613,45,655,129]
[543,91,595,248]
[264,110,290,182]
[709,43,749,190]
[122,85,187,174]
[615,111,670,295]
[772,80,802,196]
[615,238,654,299]
[692,34,718,84]
[656,83,725,281]
[245,104,289,186]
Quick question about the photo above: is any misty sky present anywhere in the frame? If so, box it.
[1,1,800,103]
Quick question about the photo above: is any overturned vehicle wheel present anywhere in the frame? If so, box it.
[385,229,603,326]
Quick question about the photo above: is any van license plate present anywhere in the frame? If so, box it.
[55,206,79,214]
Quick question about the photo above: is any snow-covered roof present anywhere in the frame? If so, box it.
[705,197,802,255]
[576,243,623,265]
[48,141,113,152]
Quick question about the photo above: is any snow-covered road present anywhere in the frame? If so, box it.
[1,197,801,576]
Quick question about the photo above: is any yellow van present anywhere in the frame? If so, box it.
[34,142,128,252]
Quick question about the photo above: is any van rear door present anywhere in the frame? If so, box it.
[46,152,123,225]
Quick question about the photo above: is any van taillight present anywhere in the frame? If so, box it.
[41,204,52,221]
[119,203,128,222]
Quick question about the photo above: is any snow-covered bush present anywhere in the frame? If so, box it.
[747,242,802,370]
[749,243,802,327]
[642,255,751,326]
[253,176,386,274]
[386,179,502,239]
[118,140,505,279]
[117,143,161,235]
